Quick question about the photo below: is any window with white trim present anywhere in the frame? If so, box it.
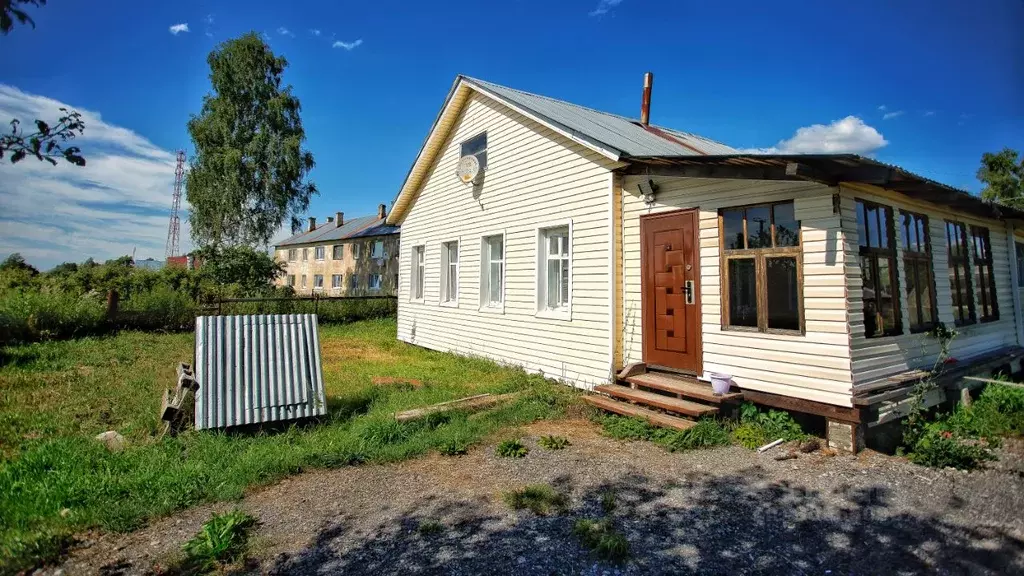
[313,274,324,291]
[369,274,382,291]
[371,240,385,259]
[441,240,459,304]
[411,245,425,300]
[314,246,325,261]
[481,234,504,307]
[331,274,342,290]
[460,132,487,169]
[301,275,307,289]
[538,226,570,312]
[351,243,361,260]
[287,274,295,286]
[287,249,297,261]
[302,248,308,261]
[332,245,343,259]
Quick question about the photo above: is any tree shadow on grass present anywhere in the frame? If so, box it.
[265,468,1024,575]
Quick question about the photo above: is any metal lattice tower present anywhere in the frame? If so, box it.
[164,150,186,259]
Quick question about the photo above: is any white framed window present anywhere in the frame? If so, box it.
[480,233,505,310]
[313,274,324,291]
[411,245,425,301]
[351,243,361,260]
[460,132,487,169]
[332,245,343,259]
[440,240,459,305]
[287,249,297,261]
[301,275,307,289]
[314,246,325,261]
[371,240,385,259]
[331,274,342,290]
[537,223,571,319]
[287,274,296,286]
[369,274,382,291]
[302,248,308,261]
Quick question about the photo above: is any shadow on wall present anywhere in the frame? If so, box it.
[269,469,1024,575]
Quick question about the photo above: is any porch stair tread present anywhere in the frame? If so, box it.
[582,395,697,431]
[625,372,744,404]
[594,385,719,417]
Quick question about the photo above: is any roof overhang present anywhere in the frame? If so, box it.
[622,154,1024,222]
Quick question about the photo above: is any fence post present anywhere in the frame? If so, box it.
[314,293,320,315]
[106,289,119,322]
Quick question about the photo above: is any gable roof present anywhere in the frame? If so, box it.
[275,213,397,248]
[386,75,736,224]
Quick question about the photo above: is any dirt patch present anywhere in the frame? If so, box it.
[44,419,1024,575]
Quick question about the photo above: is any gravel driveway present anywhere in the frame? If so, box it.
[50,419,1024,575]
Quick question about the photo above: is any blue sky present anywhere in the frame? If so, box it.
[1,0,1022,269]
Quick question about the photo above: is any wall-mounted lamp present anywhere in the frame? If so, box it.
[637,179,657,207]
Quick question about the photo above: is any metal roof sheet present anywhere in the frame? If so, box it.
[276,214,397,247]
[463,77,737,158]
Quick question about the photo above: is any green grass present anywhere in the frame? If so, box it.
[731,402,808,449]
[416,520,443,536]
[597,415,731,452]
[573,518,630,563]
[537,434,570,450]
[178,509,257,574]
[495,438,529,458]
[0,318,575,574]
[501,484,568,515]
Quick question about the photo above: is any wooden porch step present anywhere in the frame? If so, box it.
[594,385,719,418]
[582,395,697,431]
[625,372,744,404]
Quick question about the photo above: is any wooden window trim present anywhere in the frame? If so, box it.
[857,199,902,338]
[946,220,976,326]
[970,225,999,322]
[718,201,804,335]
[901,210,938,334]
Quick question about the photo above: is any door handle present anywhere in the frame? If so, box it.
[683,280,695,305]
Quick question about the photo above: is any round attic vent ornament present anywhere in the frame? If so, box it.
[456,154,481,184]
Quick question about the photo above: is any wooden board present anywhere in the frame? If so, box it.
[582,395,697,431]
[594,385,718,418]
[394,392,519,423]
[626,372,743,404]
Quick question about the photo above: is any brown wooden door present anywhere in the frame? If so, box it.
[641,209,701,373]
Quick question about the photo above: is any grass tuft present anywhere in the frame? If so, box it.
[598,415,730,452]
[537,435,570,450]
[416,520,443,536]
[573,518,630,563]
[600,490,617,514]
[495,439,529,458]
[501,484,568,515]
[731,402,807,449]
[179,509,257,574]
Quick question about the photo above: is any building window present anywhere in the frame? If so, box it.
[351,243,361,260]
[411,245,425,300]
[313,274,324,291]
[302,248,308,261]
[314,246,325,261]
[301,275,307,289]
[901,211,938,333]
[1017,242,1024,289]
[441,240,459,304]
[720,201,802,333]
[369,274,382,291]
[371,240,385,259]
[946,221,975,326]
[481,234,504,307]
[287,274,295,286]
[856,200,901,338]
[538,226,570,313]
[971,225,999,322]
[349,275,358,291]
[460,132,487,169]
[287,249,297,261]
[333,245,343,260]
[331,274,342,290]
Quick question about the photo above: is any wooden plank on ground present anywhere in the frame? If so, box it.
[394,392,520,423]
[582,395,697,431]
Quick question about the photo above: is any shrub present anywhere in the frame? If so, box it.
[732,403,806,449]
[659,419,731,451]
[180,509,257,573]
[538,435,571,450]
[600,490,616,514]
[598,415,658,441]
[0,289,106,344]
[437,435,471,456]
[502,484,568,515]
[573,518,630,563]
[417,520,443,536]
[907,424,996,470]
[495,439,529,458]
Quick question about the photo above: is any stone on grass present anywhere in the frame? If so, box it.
[95,431,126,452]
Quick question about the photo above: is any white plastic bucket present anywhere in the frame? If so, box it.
[709,372,732,395]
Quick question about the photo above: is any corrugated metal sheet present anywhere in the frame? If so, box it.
[194,314,326,430]
[464,77,737,158]
[277,214,399,247]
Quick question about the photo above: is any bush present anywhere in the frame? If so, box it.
[732,403,806,449]
[907,424,996,470]
[502,484,568,515]
[538,435,571,450]
[118,284,197,331]
[573,518,630,563]
[598,415,730,452]
[0,289,106,344]
[180,509,257,573]
[495,439,529,458]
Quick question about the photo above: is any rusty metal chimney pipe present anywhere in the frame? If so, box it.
[308,216,316,231]
[640,72,653,126]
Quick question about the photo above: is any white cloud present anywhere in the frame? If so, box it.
[882,110,904,120]
[204,14,214,37]
[169,23,189,35]
[332,39,363,50]
[877,104,887,111]
[0,85,187,269]
[310,29,321,36]
[277,27,294,37]
[923,110,935,117]
[589,0,624,16]
[743,116,888,155]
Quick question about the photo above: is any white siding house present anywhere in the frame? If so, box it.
[386,75,1024,446]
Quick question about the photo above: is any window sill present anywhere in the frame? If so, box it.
[478,303,505,314]
[722,325,804,337]
[410,297,425,304]
[535,308,571,321]
[440,300,459,308]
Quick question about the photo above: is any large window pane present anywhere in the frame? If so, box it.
[917,261,934,327]
[773,202,799,247]
[906,263,920,329]
[746,206,772,249]
[766,257,799,330]
[727,258,758,327]
[723,209,745,250]
[877,257,897,333]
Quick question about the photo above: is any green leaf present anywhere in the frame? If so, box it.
[11,149,26,163]
[35,120,50,136]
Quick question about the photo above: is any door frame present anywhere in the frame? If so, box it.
[639,208,703,375]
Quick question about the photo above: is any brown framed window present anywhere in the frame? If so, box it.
[719,201,802,334]
[900,211,938,333]
[856,199,901,337]
[970,225,999,322]
[945,221,975,326]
